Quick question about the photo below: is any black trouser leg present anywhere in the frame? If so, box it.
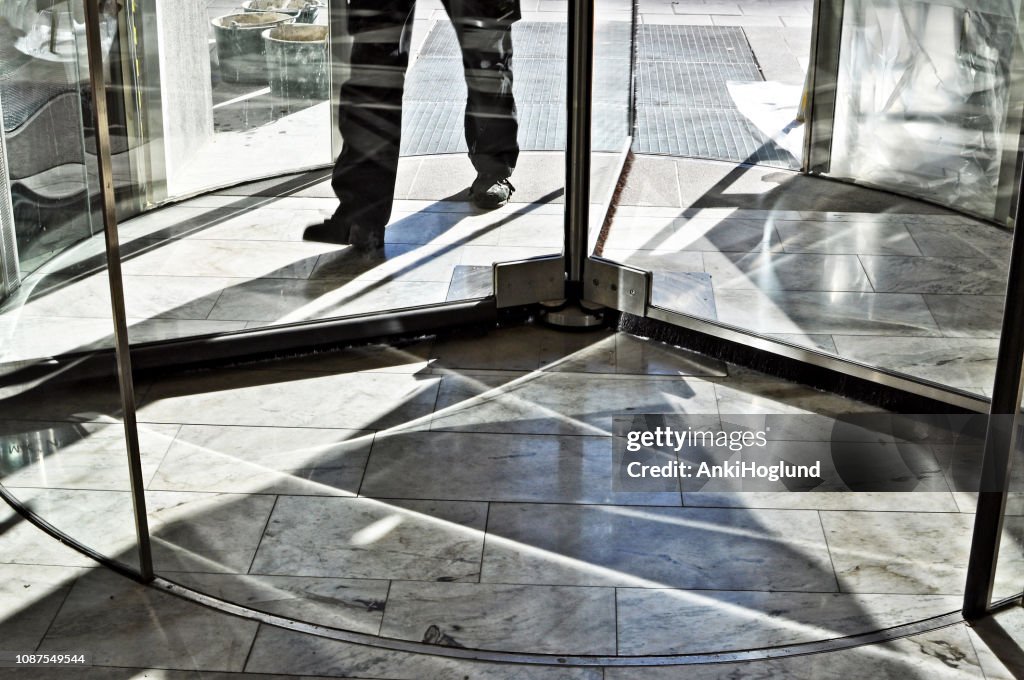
[443,3,520,179]
[331,0,415,230]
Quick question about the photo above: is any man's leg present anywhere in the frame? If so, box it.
[445,2,520,208]
[306,0,415,248]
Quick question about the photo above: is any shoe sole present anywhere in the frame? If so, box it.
[472,196,511,210]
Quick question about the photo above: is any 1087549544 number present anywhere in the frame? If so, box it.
[6,653,87,666]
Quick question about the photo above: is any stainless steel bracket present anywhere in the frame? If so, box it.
[493,255,566,308]
[583,256,649,316]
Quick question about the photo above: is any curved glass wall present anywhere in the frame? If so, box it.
[3,0,1024,664]
[0,0,141,570]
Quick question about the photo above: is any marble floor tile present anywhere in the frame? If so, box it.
[205,276,451,323]
[165,572,388,634]
[613,205,695,218]
[775,220,922,255]
[675,426,959,512]
[596,247,704,273]
[715,290,941,336]
[431,371,719,436]
[0,316,120,361]
[714,380,883,417]
[831,335,998,394]
[403,155,480,202]
[819,510,981,594]
[360,430,679,505]
[244,624,601,679]
[925,294,1004,338]
[683,490,959,513]
[601,214,676,248]
[245,339,435,374]
[147,490,278,574]
[379,581,616,654]
[496,214,566,248]
[0,499,99,568]
[652,271,718,318]
[457,244,560,266]
[309,242,462,283]
[0,563,87,651]
[860,256,1007,295]
[430,324,548,371]
[904,220,1012,259]
[12,273,233,321]
[115,205,233,241]
[139,368,441,431]
[537,328,618,373]
[172,206,330,243]
[968,605,1024,680]
[0,420,178,491]
[481,503,837,590]
[148,425,373,496]
[120,239,332,279]
[393,198,565,216]
[447,264,493,299]
[215,170,330,198]
[249,496,487,580]
[615,333,728,376]
[382,211,502,247]
[606,624,985,679]
[37,568,259,672]
[606,217,783,253]
[0,487,140,568]
[125,318,250,344]
[703,252,872,292]
[616,155,681,207]
[616,589,960,654]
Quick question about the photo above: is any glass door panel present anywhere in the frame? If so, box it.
[126,0,570,636]
[0,0,143,572]
[827,0,1022,223]
[123,0,335,203]
[594,0,1018,402]
[107,1,566,346]
[1,0,98,279]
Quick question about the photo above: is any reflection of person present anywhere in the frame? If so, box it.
[305,0,521,253]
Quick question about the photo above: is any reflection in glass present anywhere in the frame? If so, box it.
[123,0,333,201]
[0,0,142,570]
[830,0,1019,221]
[990,369,1024,603]
[130,0,570,631]
[0,1,96,280]
[590,0,1010,399]
[98,0,567,345]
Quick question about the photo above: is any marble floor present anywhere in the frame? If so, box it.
[598,156,1010,397]
[0,150,1010,405]
[4,559,1023,679]
[1,324,1022,661]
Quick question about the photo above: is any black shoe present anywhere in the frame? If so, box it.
[470,174,515,209]
[348,222,385,257]
[303,218,352,245]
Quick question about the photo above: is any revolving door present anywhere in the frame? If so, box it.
[2,0,1024,667]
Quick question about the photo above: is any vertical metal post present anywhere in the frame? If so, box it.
[802,0,844,175]
[564,0,594,300]
[82,0,154,581]
[963,176,1024,619]
[0,87,20,302]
